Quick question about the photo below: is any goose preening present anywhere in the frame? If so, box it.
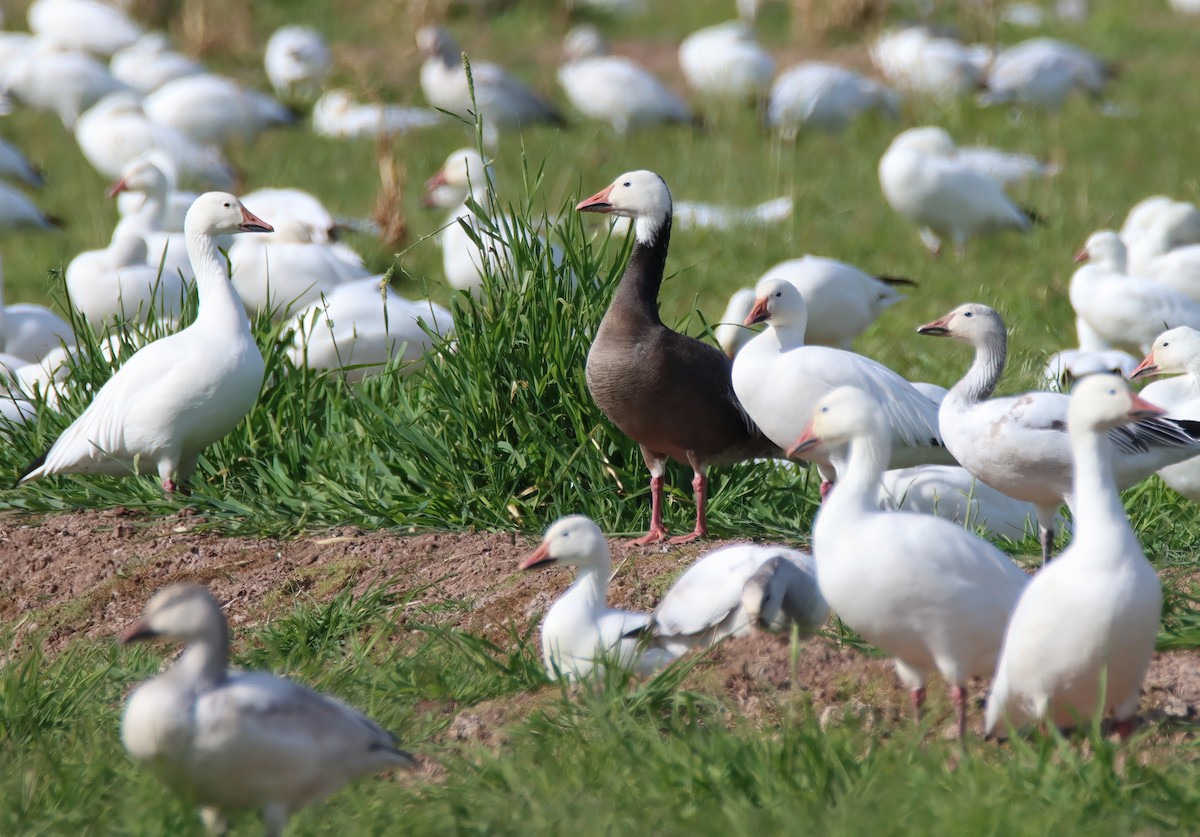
[732,277,950,494]
[143,73,294,146]
[558,25,693,136]
[416,26,564,143]
[767,62,899,139]
[634,543,828,659]
[917,302,1200,563]
[716,255,913,357]
[979,38,1114,110]
[264,25,331,103]
[312,90,446,139]
[790,386,1029,739]
[121,583,415,836]
[285,277,453,382]
[678,21,774,104]
[109,33,204,94]
[1070,231,1200,355]
[1130,326,1200,500]
[20,193,271,493]
[577,170,780,544]
[27,0,141,56]
[65,229,184,328]
[984,375,1162,738]
[521,515,677,679]
[870,26,989,100]
[879,126,1039,257]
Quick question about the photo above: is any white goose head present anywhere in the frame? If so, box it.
[788,385,888,458]
[1074,231,1127,271]
[521,514,610,572]
[745,276,808,331]
[916,302,1005,346]
[416,26,457,63]
[1068,373,1164,436]
[120,583,226,646]
[422,148,490,208]
[108,152,171,198]
[1131,326,1200,380]
[563,25,606,62]
[888,125,956,157]
[576,170,672,243]
[184,192,273,237]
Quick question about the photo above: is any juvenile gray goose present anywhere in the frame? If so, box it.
[577,170,780,545]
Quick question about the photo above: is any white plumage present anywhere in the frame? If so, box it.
[768,62,898,139]
[1130,326,1200,500]
[678,21,774,103]
[264,25,331,103]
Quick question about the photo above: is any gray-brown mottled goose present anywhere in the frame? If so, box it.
[577,170,780,545]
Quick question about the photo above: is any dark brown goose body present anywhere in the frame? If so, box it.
[579,172,780,544]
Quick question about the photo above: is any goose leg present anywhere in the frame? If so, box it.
[950,684,968,741]
[631,448,669,545]
[669,464,708,544]
[1113,717,1135,741]
[1035,504,1059,564]
[910,687,927,722]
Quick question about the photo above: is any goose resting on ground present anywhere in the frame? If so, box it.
[577,170,780,544]
[121,583,414,836]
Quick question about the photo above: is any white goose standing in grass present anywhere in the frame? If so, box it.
[522,515,678,680]
[20,193,271,493]
[121,583,414,836]
[557,25,693,136]
[1131,326,1200,500]
[790,386,1029,739]
[879,126,1039,257]
[1070,231,1200,355]
[635,543,828,659]
[767,62,898,139]
[917,303,1200,563]
[731,277,951,495]
[985,375,1163,738]
[678,20,774,105]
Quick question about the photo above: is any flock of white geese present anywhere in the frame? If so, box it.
[5,0,1200,833]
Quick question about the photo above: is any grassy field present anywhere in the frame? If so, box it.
[4,0,1200,833]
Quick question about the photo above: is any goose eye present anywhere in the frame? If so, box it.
[821,406,829,413]
[622,181,631,187]
[963,311,973,318]
[1163,342,1170,347]
[775,291,782,298]
[223,202,231,208]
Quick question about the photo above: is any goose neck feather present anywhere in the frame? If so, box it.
[823,425,892,520]
[168,629,229,693]
[610,215,672,327]
[950,325,1007,405]
[187,224,250,332]
[1069,428,1131,557]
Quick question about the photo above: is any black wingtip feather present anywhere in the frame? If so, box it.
[876,275,918,288]
[15,451,47,488]
[1022,206,1048,226]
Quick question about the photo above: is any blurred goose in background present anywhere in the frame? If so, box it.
[985,375,1162,739]
[66,229,183,328]
[732,277,951,494]
[121,583,415,836]
[3,43,130,127]
[108,153,194,282]
[678,20,774,105]
[636,543,828,658]
[286,278,453,382]
[522,515,678,680]
[143,74,294,146]
[0,181,58,230]
[1127,204,1200,297]
[21,193,271,493]
[917,302,1200,563]
[0,255,73,363]
[717,255,913,357]
[109,33,204,94]
[870,26,990,100]
[75,93,234,188]
[0,135,43,188]
[1042,346,1137,392]
[238,187,336,242]
[557,25,693,136]
[792,385,1029,740]
[1120,195,1183,247]
[954,145,1060,189]
[879,126,1039,257]
[979,37,1114,110]
[416,25,564,144]
[768,62,899,139]
[1130,326,1200,500]
[264,25,331,103]
[311,89,446,139]
[27,0,141,56]
[1070,231,1200,354]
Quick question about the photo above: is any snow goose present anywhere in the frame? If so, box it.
[1120,195,1182,247]
[0,181,58,230]
[558,25,692,136]
[732,276,951,494]
[286,277,453,381]
[678,21,774,105]
[790,386,1029,739]
[66,230,183,328]
[953,145,1060,189]
[636,543,827,659]
[0,135,44,188]
[27,0,140,56]
[1125,201,1200,275]
[75,93,234,188]
[311,89,446,139]
[3,43,128,127]
[416,26,564,144]
[979,38,1113,110]
[228,217,368,320]
[143,74,293,146]
[1070,231,1200,354]
[20,193,271,493]
[870,26,988,100]
[719,255,913,356]
[767,62,898,139]
[264,25,331,103]
[1042,347,1137,392]
[521,515,677,679]
[578,170,780,544]
[0,255,72,363]
[109,33,203,94]
[984,375,1163,738]
[879,126,1039,257]
[917,302,1200,563]
[121,583,414,835]
[1130,326,1200,500]
[108,153,194,282]
[1133,212,1200,301]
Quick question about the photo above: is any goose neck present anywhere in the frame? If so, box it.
[566,562,610,615]
[824,429,890,518]
[187,228,251,332]
[610,216,671,326]
[169,631,229,693]
[950,330,1006,405]
[1068,427,1131,555]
